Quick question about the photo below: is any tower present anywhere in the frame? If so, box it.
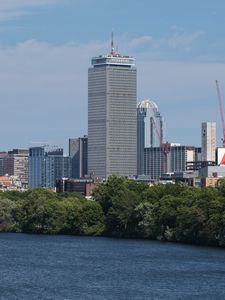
[201,122,216,162]
[137,99,164,176]
[69,136,88,178]
[28,147,45,188]
[88,38,137,179]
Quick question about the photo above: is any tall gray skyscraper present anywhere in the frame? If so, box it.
[69,136,88,178]
[88,39,137,179]
[137,99,164,176]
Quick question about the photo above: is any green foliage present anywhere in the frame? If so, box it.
[3,188,104,236]
[93,177,225,246]
[0,198,17,232]
[79,201,105,235]
[1,177,225,247]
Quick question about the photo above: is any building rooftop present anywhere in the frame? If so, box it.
[91,33,135,67]
[137,99,158,110]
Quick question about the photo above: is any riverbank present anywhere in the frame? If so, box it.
[1,176,225,248]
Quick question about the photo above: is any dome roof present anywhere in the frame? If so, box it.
[137,99,158,110]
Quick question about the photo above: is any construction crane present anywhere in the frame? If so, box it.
[151,117,170,174]
[215,80,225,147]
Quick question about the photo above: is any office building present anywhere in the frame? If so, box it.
[69,136,88,178]
[28,147,71,188]
[28,147,45,188]
[88,38,137,179]
[144,144,195,181]
[0,152,8,176]
[201,122,216,162]
[45,149,72,188]
[0,149,29,187]
[137,99,164,176]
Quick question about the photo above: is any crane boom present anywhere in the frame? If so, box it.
[215,80,225,147]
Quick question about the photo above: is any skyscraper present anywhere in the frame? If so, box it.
[45,149,72,188]
[28,147,72,188]
[201,122,216,162]
[88,38,137,179]
[137,99,164,176]
[28,147,45,188]
[144,144,195,181]
[69,135,88,178]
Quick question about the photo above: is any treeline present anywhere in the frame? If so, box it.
[1,176,225,247]
[0,189,105,236]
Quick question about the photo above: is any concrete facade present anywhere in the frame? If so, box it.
[88,50,137,179]
[144,145,195,181]
[69,136,88,178]
[201,122,216,162]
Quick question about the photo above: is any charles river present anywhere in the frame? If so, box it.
[1,234,225,300]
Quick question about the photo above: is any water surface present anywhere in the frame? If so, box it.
[0,233,225,299]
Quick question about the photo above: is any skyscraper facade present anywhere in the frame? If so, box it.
[28,147,72,188]
[69,136,88,178]
[88,42,137,179]
[0,149,29,186]
[137,99,164,176]
[28,147,45,188]
[201,122,216,162]
[45,149,72,188]
[144,144,195,181]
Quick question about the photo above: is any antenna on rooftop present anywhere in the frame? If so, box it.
[111,31,115,54]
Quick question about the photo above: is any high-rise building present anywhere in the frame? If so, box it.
[201,122,216,162]
[0,149,29,187]
[144,144,195,181]
[69,136,88,178]
[88,39,137,179]
[0,152,8,176]
[137,99,164,176]
[45,149,72,188]
[28,147,71,188]
[28,147,45,188]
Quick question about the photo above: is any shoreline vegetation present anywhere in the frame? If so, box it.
[1,176,225,248]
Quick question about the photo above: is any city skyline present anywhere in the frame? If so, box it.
[0,0,225,151]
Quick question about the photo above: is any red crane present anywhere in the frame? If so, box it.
[215,80,225,147]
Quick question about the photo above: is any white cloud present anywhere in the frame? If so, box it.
[126,31,204,54]
[166,31,204,50]
[129,35,153,49]
[0,0,62,21]
[0,38,224,150]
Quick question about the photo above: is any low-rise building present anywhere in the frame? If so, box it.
[56,178,96,197]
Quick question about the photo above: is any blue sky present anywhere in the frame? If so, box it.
[1,0,225,152]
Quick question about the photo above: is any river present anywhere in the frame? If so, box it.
[0,233,225,299]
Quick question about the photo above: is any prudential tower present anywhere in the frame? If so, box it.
[88,36,137,179]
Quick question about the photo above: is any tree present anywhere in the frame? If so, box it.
[79,201,105,236]
[0,198,17,232]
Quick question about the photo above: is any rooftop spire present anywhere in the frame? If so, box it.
[111,31,114,54]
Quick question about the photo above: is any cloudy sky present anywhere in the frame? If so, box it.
[1,0,225,152]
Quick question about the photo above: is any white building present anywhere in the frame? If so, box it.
[201,122,216,162]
